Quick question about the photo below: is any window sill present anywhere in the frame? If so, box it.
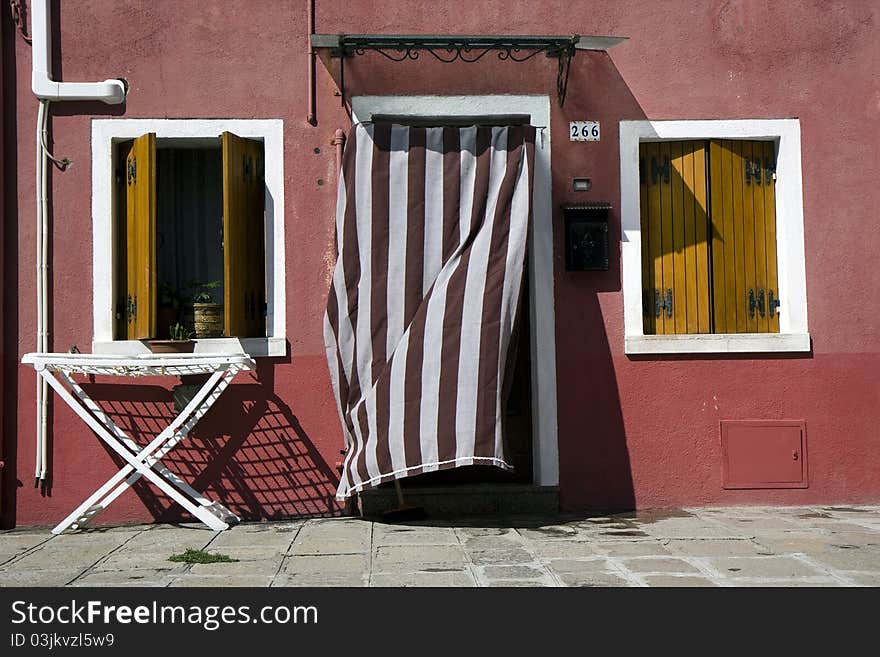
[625,333,811,355]
[92,337,287,358]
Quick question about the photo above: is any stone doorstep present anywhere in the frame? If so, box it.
[359,484,559,518]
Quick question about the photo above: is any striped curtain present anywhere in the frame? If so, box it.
[324,122,536,500]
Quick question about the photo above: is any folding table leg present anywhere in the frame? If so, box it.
[70,369,240,524]
[42,370,234,533]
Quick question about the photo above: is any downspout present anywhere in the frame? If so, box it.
[31,0,127,485]
[332,129,345,174]
[306,0,316,125]
[31,1,126,104]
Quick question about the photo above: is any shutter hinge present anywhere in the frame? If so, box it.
[127,156,137,185]
[749,289,767,318]
[745,157,776,185]
[654,288,672,318]
[768,290,780,318]
[651,156,670,185]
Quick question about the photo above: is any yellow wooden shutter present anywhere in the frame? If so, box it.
[125,133,157,340]
[709,140,779,334]
[222,132,266,338]
[639,141,711,334]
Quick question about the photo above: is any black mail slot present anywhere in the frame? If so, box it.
[563,202,611,271]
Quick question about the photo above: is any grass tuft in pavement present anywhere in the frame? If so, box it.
[168,548,239,564]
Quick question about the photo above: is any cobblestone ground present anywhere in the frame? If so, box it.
[1,505,878,587]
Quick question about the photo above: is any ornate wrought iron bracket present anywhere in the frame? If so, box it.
[311,34,628,108]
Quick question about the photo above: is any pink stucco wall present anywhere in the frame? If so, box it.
[3,1,879,526]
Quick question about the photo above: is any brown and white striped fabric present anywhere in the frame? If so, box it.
[324,122,535,499]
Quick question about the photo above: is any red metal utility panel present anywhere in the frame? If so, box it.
[721,420,808,489]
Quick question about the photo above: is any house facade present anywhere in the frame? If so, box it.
[2,1,879,528]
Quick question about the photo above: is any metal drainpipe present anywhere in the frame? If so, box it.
[306,0,316,125]
[331,129,345,174]
[30,0,128,485]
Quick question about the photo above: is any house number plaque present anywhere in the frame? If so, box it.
[570,121,600,141]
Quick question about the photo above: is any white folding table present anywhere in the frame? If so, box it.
[21,352,256,534]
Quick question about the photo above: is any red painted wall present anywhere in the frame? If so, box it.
[4,1,879,526]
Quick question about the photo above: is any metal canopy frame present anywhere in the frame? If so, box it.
[310,33,628,107]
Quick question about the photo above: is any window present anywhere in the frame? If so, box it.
[92,119,285,357]
[639,139,779,335]
[620,120,810,354]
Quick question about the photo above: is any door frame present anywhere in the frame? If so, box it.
[351,95,559,487]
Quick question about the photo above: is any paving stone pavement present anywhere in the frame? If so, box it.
[1,505,878,587]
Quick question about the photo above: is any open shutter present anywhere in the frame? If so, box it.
[222,132,266,338]
[709,140,779,334]
[125,133,157,339]
[639,141,711,334]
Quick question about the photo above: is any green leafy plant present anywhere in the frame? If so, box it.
[168,548,238,564]
[188,280,221,304]
[168,322,194,341]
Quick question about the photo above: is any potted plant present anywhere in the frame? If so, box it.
[182,280,223,338]
[147,322,195,353]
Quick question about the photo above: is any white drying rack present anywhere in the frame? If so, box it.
[21,352,256,534]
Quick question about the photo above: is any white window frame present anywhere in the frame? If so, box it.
[620,119,810,354]
[91,118,286,357]
[351,95,559,488]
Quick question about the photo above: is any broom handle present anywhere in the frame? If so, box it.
[394,479,405,506]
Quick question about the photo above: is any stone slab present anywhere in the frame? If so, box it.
[188,558,281,576]
[808,546,880,571]
[468,548,534,565]
[372,525,458,546]
[557,572,631,587]
[530,542,600,559]
[482,565,546,579]
[0,569,83,587]
[373,544,465,568]
[642,576,717,587]
[546,558,611,574]
[171,575,274,587]
[370,571,475,587]
[274,572,366,587]
[665,538,770,558]
[289,520,371,555]
[70,569,176,587]
[620,557,702,574]
[592,540,672,557]
[710,555,822,578]
[209,524,301,550]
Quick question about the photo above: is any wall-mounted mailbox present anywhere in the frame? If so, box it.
[563,202,611,271]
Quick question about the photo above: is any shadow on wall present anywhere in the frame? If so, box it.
[81,362,342,522]
[553,52,649,512]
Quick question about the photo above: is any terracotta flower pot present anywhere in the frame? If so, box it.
[147,340,195,354]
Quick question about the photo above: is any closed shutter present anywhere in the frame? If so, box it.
[125,133,157,340]
[639,141,711,334]
[222,132,266,338]
[709,139,779,334]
